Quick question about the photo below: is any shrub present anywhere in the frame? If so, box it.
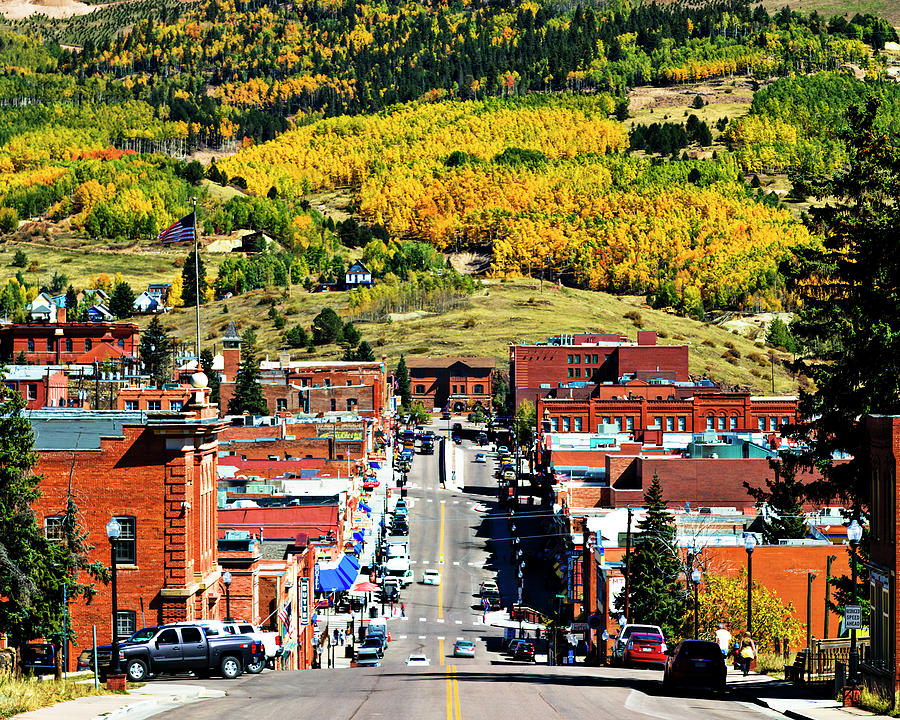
[463,317,476,329]
[11,249,27,267]
[701,339,716,348]
[27,260,39,272]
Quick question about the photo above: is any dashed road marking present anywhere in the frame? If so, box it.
[427,499,433,503]
[419,635,427,640]
[453,501,460,504]
[437,636,445,640]
[419,617,427,622]
[398,635,408,640]
[423,560,430,565]
[455,620,463,625]
[437,618,445,623]
[410,560,418,565]
[452,561,460,566]
[468,562,477,567]
[440,500,446,504]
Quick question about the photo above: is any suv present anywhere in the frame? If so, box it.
[172,619,280,672]
[612,623,665,665]
[514,642,536,662]
[479,580,499,596]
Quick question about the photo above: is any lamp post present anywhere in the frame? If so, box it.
[106,517,121,677]
[691,569,701,639]
[847,519,863,685]
[223,571,233,622]
[744,533,756,636]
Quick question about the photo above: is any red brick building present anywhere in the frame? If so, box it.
[537,388,797,437]
[117,385,194,412]
[863,415,900,694]
[3,366,68,408]
[406,356,495,413]
[0,321,140,365]
[217,323,389,420]
[510,331,689,408]
[28,385,228,669]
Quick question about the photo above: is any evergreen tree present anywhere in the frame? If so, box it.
[64,285,78,312]
[619,473,686,637]
[787,97,900,506]
[744,456,808,543]
[766,317,796,353]
[312,307,344,344]
[342,321,361,347]
[109,281,135,319]
[284,325,309,349]
[355,340,376,361]
[181,249,207,307]
[0,382,106,672]
[199,348,220,406]
[228,331,268,415]
[139,315,172,386]
[395,355,411,408]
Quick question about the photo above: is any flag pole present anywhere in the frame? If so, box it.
[193,197,201,364]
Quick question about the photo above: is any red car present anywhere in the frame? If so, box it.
[624,633,667,667]
[363,479,379,491]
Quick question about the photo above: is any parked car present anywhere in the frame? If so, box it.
[356,647,381,667]
[624,633,667,668]
[474,453,486,463]
[506,639,528,656]
[479,580,499,596]
[361,637,386,658]
[477,432,488,445]
[663,640,727,692]
[452,422,463,432]
[173,619,281,672]
[514,642,536,662]
[363,479,379,491]
[441,411,452,420]
[95,624,263,682]
[422,569,441,585]
[482,589,502,609]
[453,640,476,658]
[21,642,57,676]
[406,654,431,666]
[612,623,665,665]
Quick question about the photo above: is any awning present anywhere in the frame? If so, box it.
[316,554,360,591]
[369,461,381,469]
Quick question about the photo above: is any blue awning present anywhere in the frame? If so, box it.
[369,461,381,469]
[316,554,360,591]
[352,530,365,542]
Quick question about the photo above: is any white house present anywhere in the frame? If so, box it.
[133,291,162,314]
[344,260,373,289]
[27,293,57,322]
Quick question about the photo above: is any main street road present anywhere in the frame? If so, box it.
[152,430,785,720]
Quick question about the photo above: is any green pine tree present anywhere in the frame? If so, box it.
[64,285,78,312]
[744,456,808,543]
[139,315,172,386]
[181,249,207,307]
[0,381,107,673]
[619,473,687,638]
[109,281,135,319]
[228,332,268,415]
[395,355,411,409]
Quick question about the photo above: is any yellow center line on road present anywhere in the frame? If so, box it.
[439,638,444,665]
[452,664,462,720]
[445,665,452,720]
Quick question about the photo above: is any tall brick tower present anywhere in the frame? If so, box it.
[222,320,242,384]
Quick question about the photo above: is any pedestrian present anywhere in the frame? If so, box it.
[401,602,406,618]
[714,623,732,656]
[739,633,757,676]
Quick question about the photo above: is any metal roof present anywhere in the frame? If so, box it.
[26,410,145,450]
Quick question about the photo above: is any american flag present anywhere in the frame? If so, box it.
[277,600,291,629]
[157,212,196,244]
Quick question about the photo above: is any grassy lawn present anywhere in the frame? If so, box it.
[153,278,799,395]
[0,676,111,718]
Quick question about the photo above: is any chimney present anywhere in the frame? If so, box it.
[57,306,67,324]
[637,331,657,346]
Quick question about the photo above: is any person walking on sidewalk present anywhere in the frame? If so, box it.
[401,602,406,618]
[738,633,757,676]
[715,623,732,656]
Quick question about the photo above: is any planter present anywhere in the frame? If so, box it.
[106,674,127,692]
[841,684,862,707]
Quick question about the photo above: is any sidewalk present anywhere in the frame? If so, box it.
[729,666,893,720]
[13,682,225,720]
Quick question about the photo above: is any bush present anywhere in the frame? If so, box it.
[11,249,27,267]
[692,94,705,109]
[27,260,39,273]
[701,339,716,348]
[0,207,19,233]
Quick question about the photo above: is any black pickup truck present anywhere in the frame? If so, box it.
[94,624,264,682]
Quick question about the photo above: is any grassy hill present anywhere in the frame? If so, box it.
[146,278,800,395]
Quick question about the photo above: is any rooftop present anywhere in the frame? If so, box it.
[405,356,495,369]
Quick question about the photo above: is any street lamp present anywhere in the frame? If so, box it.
[691,568,702,639]
[847,519,863,685]
[106,517,121,677]
[744,533,757,636]
[222,571,233,622]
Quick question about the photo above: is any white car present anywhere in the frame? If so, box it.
[474,453,486,463]
[422,569,441,585]
[406,654,430,666]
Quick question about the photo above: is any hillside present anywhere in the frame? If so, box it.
[144,278,800,395]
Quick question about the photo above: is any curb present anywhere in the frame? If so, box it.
[730,679,847,720]
[105,687,227,720]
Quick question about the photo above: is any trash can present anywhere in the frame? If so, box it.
[369,606,379,618]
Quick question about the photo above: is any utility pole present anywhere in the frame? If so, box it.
[623,507,633,624]
[824,554,836,639]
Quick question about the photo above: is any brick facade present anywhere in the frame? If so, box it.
[511,331,689,408]
[28,390,227,669]
[3,368,68,408]
[405,356,494,413]
[863,415,900,693]
[1,322,140,365]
